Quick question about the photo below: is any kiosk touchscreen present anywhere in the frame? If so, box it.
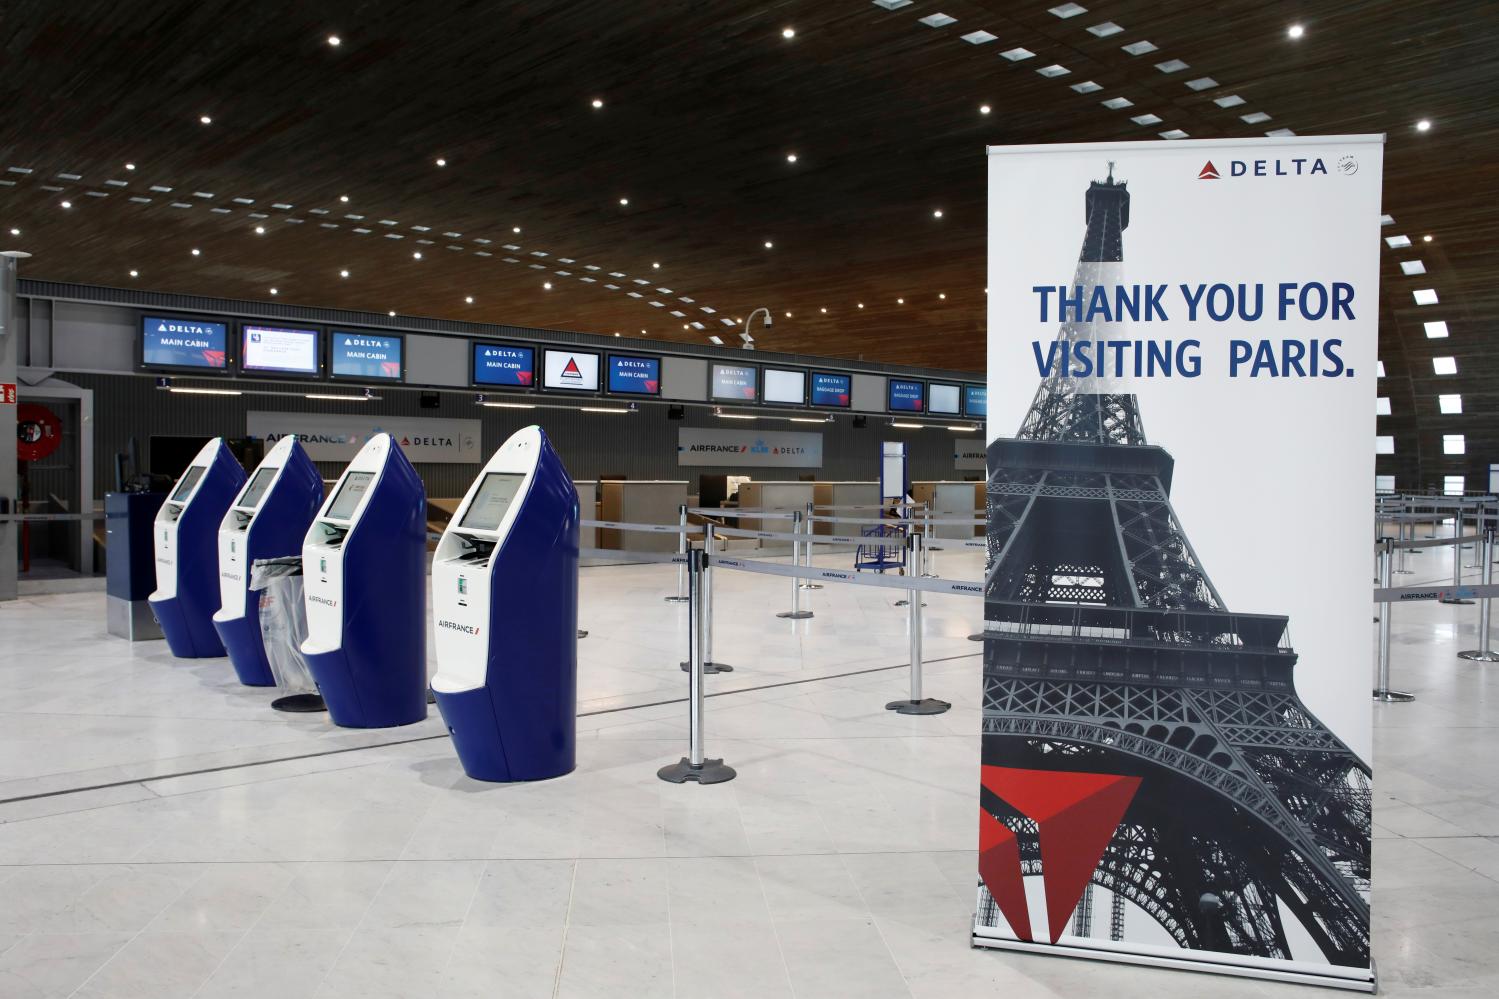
[300,433,428,728]
[148,438,246,658]
[432,426,579,781]
[211,437,324,686]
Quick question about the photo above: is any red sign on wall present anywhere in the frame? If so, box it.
[0,383,15,404]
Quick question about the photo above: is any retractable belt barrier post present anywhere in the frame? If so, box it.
[1460,528,1499,663]
[1443,510,1473,605]
[799,501,822,591]
[1374,538,1416,703]
[665,504,690,603]
[659,549,737,785]
[776,510,814,620]
[921,507,938,578]
[681,519,732,674]
[886,533,950,716]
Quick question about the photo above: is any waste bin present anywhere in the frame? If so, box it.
[251,556,326,712]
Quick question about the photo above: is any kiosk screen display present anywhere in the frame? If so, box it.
[242,325,320,375]
[888,378,925,412]
[810,372,852,408]
[330,331,403,381]
[607,355,661,395]
[763,368,805,405]
[460,472,527,531]
[326,471,374,520]
[473,343,535,387]
[171,466,206,502]
[237,468,277,510]
[711,363,758,401]
[543,350,601,391]
[964,384,987,417]
[929,383,961,415]
[141,316,228,370]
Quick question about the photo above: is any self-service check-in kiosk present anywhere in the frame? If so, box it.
[149,438,246,658]
[212,437,324,686]
[432,426,579,781]
[301,433,428,728]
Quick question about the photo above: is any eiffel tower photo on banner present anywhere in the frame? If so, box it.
[977,135,1383,992]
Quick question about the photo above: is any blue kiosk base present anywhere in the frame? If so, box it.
[306,648,427,729]
[435,687,575,783]
[214,602,275,686]
[150,597,227,659]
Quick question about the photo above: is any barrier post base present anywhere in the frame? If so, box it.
[1458,650,1499,662]
[1372,688,1416,703]
[680,660,733,674]
[886,698,951,715]
[665,595,690,603]
[658,757,737,784]
[798,582,824,590]
[776,609,814,620]
[271,693,328,713]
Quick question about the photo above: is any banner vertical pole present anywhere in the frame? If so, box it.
[799,501,822,590]
[665,503,689,602]
[777,510,814,619]
[1460,528,1499,662]
[659,549,736,784]
[886,533,949,715]
[1374,538,1415,702]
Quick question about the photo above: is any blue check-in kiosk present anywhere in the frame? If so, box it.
[149,438,246,658]
[431,426,579,781]
[301,433,428,728]
[212,437,325,687]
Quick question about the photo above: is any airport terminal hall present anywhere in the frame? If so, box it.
[3,2,1498,997]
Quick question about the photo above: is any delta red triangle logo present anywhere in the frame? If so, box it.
[1198,160,1220,180]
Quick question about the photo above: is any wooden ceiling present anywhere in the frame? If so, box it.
[1,0,1496,483]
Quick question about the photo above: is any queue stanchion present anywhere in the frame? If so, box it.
[799,501,822,590]
[1441,515,1473,604]
[665,503,689,603]
[921,507,939,578]
[681,519,731,673]
[886,533,950,716]
[777,510,814,620]
[1465,504,1482,568]
[659,549,737,785]
[1394,517,1411,574]
[1373,537,1415,703]
[1459,528,1499,663]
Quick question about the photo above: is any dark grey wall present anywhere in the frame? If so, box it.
[66,372,972,500]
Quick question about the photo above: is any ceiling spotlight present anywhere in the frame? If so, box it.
[129,269,139,278]
[269,287,278,295]
[784,311,792,318]
[340,268,350,278]
[1423,234,1433,242]
[641,329,647,334]
[933,209,944,218]
[7,228,18,236]
[190,248,200,256]
[60,200,72,209]
[388,310,396,316]
[857,302,864,309]
[652,261,661,269]
[199,114,212,125]
[1416,119,1431,132]
[435,156,447,166]
[339,194,349,203]
[897,297,905,304]
[782,27,795,39]
[543,281,552,290]
[327,34,341,47]
[465,295,474,303]
[591,97,604,109]
[124,162,136,171]
[413,251,423,259]
[939,292,947,300]
[254,225,266,234]
[513,226,521,233]
[980,104,992,115]
[786,152,798,163]
[619,197,629,206]
[764,240,774,249]
[1287,24,1304,39]
[613,332,621,337]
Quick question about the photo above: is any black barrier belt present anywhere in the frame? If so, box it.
[0,651,981,807]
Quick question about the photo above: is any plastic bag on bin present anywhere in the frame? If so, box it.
[250,556,315,695]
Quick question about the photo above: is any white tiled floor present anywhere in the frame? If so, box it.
[0,549,1496,997]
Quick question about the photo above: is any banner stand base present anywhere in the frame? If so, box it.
[1458,649,1499,662]
[658,757,736,784]
[886,698,951,715]
[680,661,733,674]
[1373,687,1416,702]
[776,610,814,620]
[969,930,1376,993]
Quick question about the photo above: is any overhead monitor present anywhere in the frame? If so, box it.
[170,465,206,502]
[888,378,925,412]
[473,343,535,387]
[762,368,806,406]
[140,315,228,372]
[542,349,601,392]
[241,324,321,377]
[459,472,528,531]
[809,372,852,408]
[326,471,375,520]
[329,330,403,381]
[964,384,987,418]
[236,467,277,510]
[710,363,758,401]
[929,382,961,415]
[607,355,661,395]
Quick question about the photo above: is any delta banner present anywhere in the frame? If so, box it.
[977,136,1381,991]
[247,411,482,463]
[676,428,822,468]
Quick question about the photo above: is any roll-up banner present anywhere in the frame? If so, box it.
[977,137,1381,991]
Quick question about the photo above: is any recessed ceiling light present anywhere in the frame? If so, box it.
[897,297,905,304]
[340,268,350,277]
[939,292,947,299]
[979,104,991,115]
[327,34,341,47]
[1416,119,1431,132]
[613,332,621,337]
[782,27,795,38]
[254,225,265,234]
[784,311,792,317]
[591,97,604,109]
[708,335,724,345]
[820,307,827,313]
[619,197,629,206]
[513,226,521,233]
[933,209,944,218]
[1288,24,1304,39]
[7,227,17,236]
[857,302,864,308]
[190,248,200,256]
[465,295,474,303]
[652,261,661,268]
[339,195,349,203]
[124,162,136,171]
[786,152,798,163]
[129,269,139,278]
[269,287,278,295]
[1423,234,1433,242]
[543,281,552,289]
[388,310,396,316]
[199,114,212,125]
[435,157,447,166]
[60,200,72,209]
[764,240,774,249]
[413,251,423,259]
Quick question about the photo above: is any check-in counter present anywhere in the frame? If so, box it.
[735,481,815,548]
[600,480,687,552]
[811,481,879,535]
[573,481,599,549]
[913,480,984,540]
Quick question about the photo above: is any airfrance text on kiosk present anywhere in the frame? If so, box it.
[431,426,580,781]
[300,432,429,728]
[211,437,324,686]
[148,438,246,658]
